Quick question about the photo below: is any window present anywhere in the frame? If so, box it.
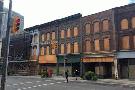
[94,39,100,51]
[67,28,71,37]
[132,17,135,28]
[103,20,109,31]
[46,46,50,55]
[47,33,50,40]
[94,22,99,33]
[85,23,91,34]
[121,36,129,50]
[33,46,37,56]
[121,19,128,30]
[74,27,78,36]
[67,43,71,54]
[52,32,55,40]
[40,47,44,55]
[34,34,38,43]
[74,42,79,53]
[52,48,55,55]
[61,44,64,54]
[61,30,64,38]
[41,34,44,42]
[133,36,135,48]
[85,40,91,52]
[104,38,110,51]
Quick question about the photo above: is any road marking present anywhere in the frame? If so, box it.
[46,80,51,81]
[38,85,42,87]
[26,82,32,83]
[28,87,32,89]
[50,83,54,85]
[36,81,41,82]
[33,86,37,87]
[43,84,47,86]
[13,84,18,85]
[56,82,61,84]
[7,84,11,86]
[64,81,67,83]
[17,89,21,90]
[22,87,27,90]
[20,83,24,84]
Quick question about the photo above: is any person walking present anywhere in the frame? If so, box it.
[65,70,69,83]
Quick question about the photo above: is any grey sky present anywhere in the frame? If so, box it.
[3,0,129,28]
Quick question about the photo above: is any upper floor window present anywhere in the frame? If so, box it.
[85,40,91,52]
[67,28,71,38]
[104,38,110,51]
[103,20,109,31]
[61,44,64,54]
[121,19,128,30]
[94,22,99,33]
[46,46,50,55]
[34,34,38,43]
[94,39,100,51]
[61,30,65,38]
[133,35,135,49]
[40,47,44,55]
[41,34,44,42]
[33,46,37,56]
[74,27,78,37]
[85,23,91,34]
[121,36,129,50]
[132,17,135,29]
[52,48,55,55]
[52,32,55,40]
[47,33,50,40]
[67,43,71,54]
[74,42,79,53]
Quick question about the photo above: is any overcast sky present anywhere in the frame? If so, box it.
[3,0,129,28]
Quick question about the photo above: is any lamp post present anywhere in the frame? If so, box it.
[1,0,12,90]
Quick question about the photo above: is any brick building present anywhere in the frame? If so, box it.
[25,3,135,79]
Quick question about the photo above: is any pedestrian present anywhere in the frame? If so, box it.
[75,69,78,80]
[65,70,69,83]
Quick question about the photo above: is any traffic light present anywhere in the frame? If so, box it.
[12,16,20,33]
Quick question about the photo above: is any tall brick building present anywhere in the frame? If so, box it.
[25,3,135,79]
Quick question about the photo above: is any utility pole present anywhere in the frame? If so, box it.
[1,0,12,90]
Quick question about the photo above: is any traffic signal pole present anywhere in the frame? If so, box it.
[1,0,12,90]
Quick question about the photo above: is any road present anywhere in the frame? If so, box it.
[1,76,134,90]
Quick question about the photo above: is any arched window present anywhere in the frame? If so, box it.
[47,33,50,40]
[94,39,100,51]
[94,22,99,33]
[74,27,78,36]
[40,47,44,55]
[132,17,135,28]
[52,48,55,55]
[52,32,55,40]
[67,28,71,37]
[46,46,50,55]
[67,43,71,54]
[34,34,38,43]
[85,23,91,34]
[74,42,79,53]
[103,20,109,31]
[104,38,110,51]
[121,19,128,30]
[121,36,129,50]
[85,40,91,52]
[61,30,64,38]
[41,34,44,42]
[61,44,64,54]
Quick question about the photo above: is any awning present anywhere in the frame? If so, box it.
[82,57,114,63]
[39,55,57,64]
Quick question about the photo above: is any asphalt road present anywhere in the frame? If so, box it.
[0,76,134,90]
